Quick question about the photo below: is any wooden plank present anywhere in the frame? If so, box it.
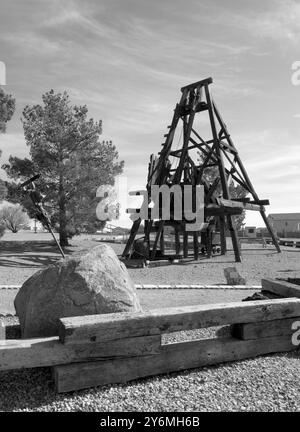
[231,197,251,203]
[217,198,261,212]
[181,77,213,91]
[0,334,161,371]
[231,317,300,340]
[262,278,300,298]
[59,298,300,345]
[249,199,270,206]
[53,334,296,393]
[205,205,243,217]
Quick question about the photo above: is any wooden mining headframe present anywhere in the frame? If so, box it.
[122,77,281,262]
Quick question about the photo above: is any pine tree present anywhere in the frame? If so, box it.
[2,90,124,245]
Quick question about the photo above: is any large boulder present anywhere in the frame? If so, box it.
[15,244,141,338]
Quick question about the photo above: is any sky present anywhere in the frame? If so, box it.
[0,0,299,228]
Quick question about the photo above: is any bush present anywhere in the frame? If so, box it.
[0,203,30,233]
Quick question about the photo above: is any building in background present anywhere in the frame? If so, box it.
[244,226,257,238]
[268,213,300,238]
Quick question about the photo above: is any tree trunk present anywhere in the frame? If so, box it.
[59,157,69,247]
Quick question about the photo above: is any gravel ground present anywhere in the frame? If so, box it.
[1,233,300,412]
[1,234,300,286]
[0,287,251,317]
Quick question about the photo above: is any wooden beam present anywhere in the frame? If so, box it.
[231,317,300,340]
[260,210,281,253]
[205,178,220,204]
[232,197,251,203]
[59,298,300,345]
[250,199,270,206]
[217,198,262,212]
[54,334,296,393]
[205,85,241,262]
[219,140,237,154]
[122,219,141,257]
[0,335,161,371]
[181,77,213,91]
[205,205,243,217]
[169,138,215,156]
[262,278,300,298]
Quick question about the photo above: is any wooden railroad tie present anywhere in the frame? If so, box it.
[0,297,300,393]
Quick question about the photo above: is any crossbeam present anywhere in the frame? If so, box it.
[181,77,213,91]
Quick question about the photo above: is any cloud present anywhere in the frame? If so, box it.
[217,0,300,45]
[0,0,299,223]
[2,33,61,56]
[42,8,82,27]
[231,128,300,215]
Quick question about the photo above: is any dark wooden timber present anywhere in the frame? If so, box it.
[123,77,280,262]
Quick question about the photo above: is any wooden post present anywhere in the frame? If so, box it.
[219,215,227,255]
[213,100,280,254]
[175,228,180,255]
[183,231,188,258]
[160,228,165,255]
[206,229,213,258]
[151,221,165,259]
[122,219,141,257]
[205,84,241,262]
[193,232,199,260]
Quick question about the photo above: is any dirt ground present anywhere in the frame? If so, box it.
[0,232,299,286]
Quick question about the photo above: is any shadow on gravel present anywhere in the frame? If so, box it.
[0,241,73,269]
[0,255,60,268]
